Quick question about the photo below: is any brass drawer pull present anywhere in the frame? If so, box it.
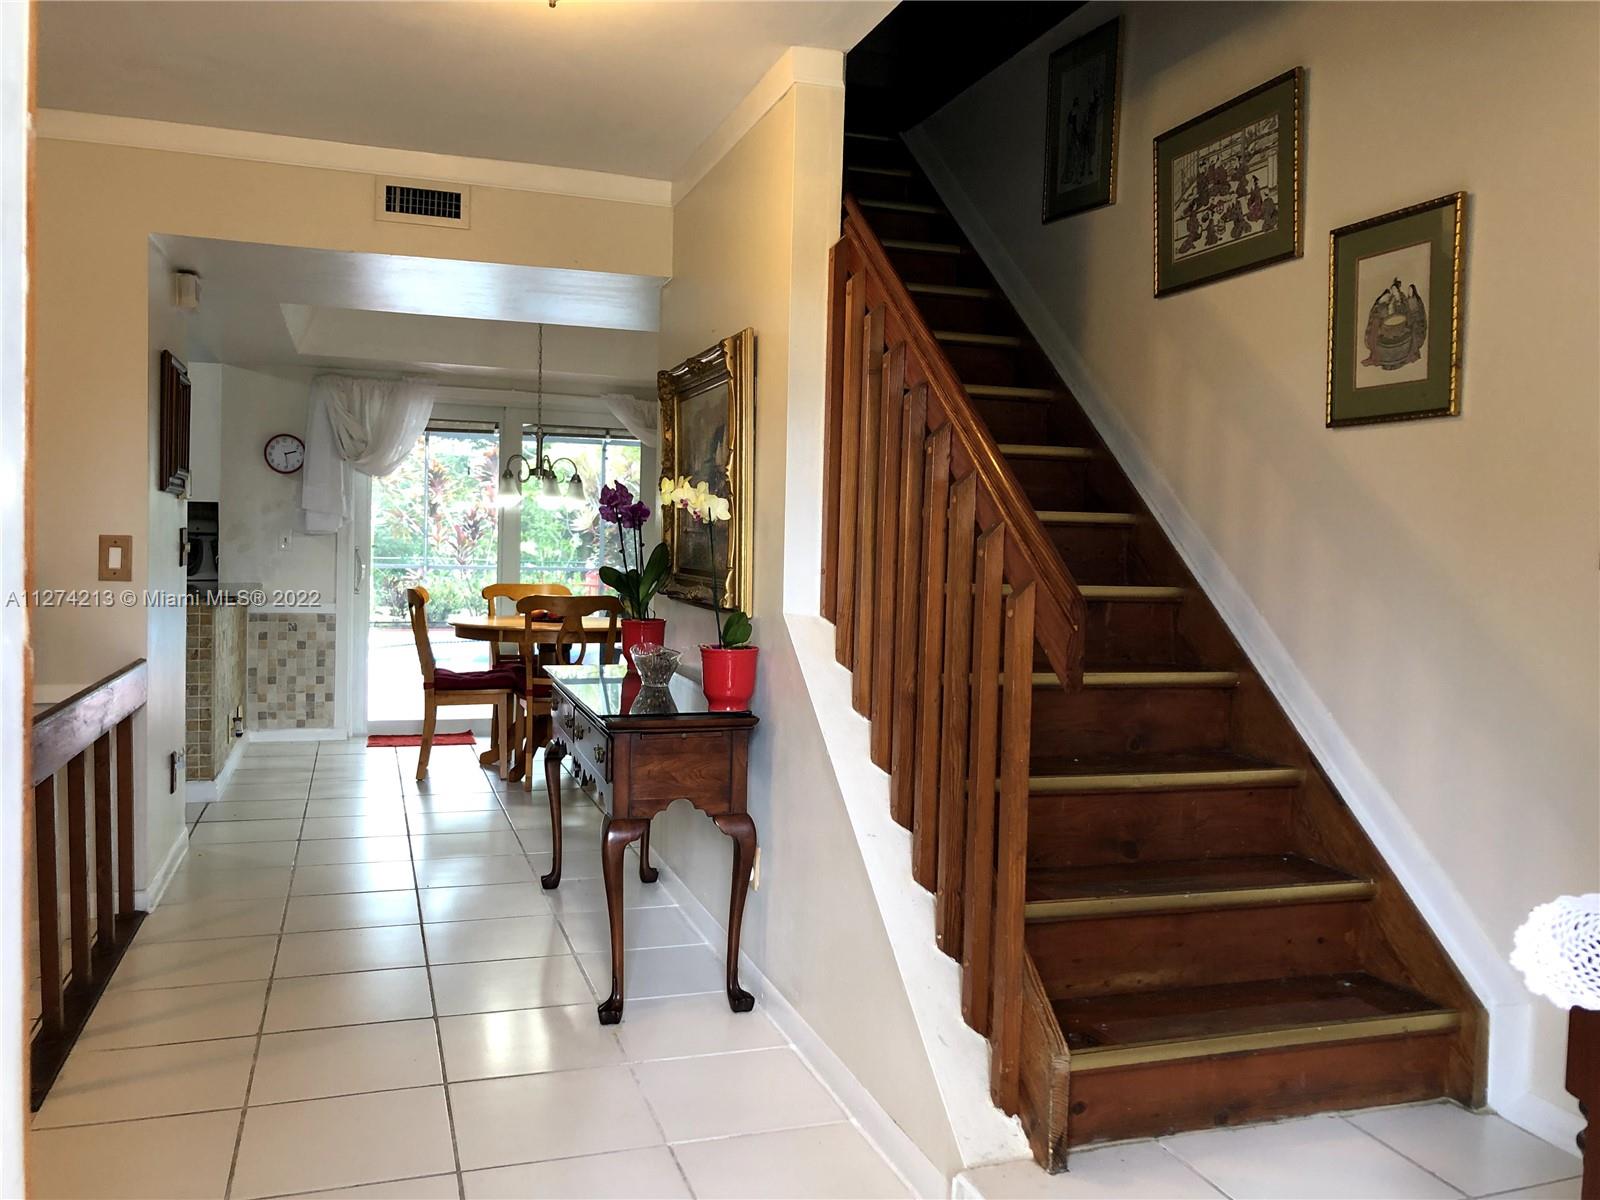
[593,744,606,764]
[573,723,587,741]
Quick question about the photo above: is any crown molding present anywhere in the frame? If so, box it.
[671,45,844,205]
[33,108,674,207]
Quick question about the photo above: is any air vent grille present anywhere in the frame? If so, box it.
[385,184,462,221]
[374,176,472,228]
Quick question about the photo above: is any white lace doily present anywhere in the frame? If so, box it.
[1510,893,1600,1010]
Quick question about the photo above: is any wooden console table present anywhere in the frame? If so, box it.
[541,664,759,1025]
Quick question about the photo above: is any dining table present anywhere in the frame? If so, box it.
[447,612,620,778]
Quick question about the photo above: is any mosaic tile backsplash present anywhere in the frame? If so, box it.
[186,601,247,780]
[247,612,336,729]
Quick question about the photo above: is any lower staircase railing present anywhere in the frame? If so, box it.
[821,196,1082,1152]
[28,659,149,1109]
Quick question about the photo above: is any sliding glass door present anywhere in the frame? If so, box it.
[356,409,641,730]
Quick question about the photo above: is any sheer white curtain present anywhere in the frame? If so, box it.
[302,375,435,533]
[603,392,658,448]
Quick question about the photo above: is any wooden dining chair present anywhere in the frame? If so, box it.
[482,581,573,667]
[406,587,523,781]
[514,594,621,794]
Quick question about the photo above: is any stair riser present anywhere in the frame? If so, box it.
[941,343,1066,394]
[1028,788,1298,870]
[1043,522,1135,585]
[841,138,914,171]
[1083,598,1182,665]
[885,246,983,287]
[909,290,1016,335]
[1030,686,1234,759]
[971,394,1053,446]
[843,168,936,206]
[1065,1032,1459,1146]
[1027,901,1367,999]
[1008,456,1091,510]
[859,206,958,243]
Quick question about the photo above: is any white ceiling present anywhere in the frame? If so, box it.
[159,234,661,392]
[38,1,891,180]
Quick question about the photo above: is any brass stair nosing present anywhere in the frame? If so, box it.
[1067,1009,1461,1072]
[882,239,964,255]
[1025,670,1240,689]
[849,163,914,178]
[844,130,897,143]
[906,283,995,299]
[1024,877,1375,922]
[1026,766,1307,794]
[967,384,1057,401]
[1079,585,1187,602]
[1036,510,1139,527]
[996,443,1095,460]
[936,330,1024,347]
[860,198,941,214]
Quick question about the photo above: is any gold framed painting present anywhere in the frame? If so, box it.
[658,327,755,612]
[1153,68,1303,296]
[1327,193,1465,427]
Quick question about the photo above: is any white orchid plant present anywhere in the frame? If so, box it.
[660,475,752,649]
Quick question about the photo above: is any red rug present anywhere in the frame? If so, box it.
[367,733,477,748]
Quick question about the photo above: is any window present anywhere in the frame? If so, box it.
[518,431,643,592]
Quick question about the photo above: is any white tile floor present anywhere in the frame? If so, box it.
[960,1104,1582,1200]
[30,738,911,1200]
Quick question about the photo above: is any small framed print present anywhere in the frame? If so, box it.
[1153,68,1303,296]
[1042,17,1123,222]
[1327,193,1465,427]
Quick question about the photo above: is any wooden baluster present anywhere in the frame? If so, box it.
[821,246,846,622]
[991,583,1037,1113]
[911,424,951,889]
[851,312,886,716]
[833,277,865,666]
[93,733,115,951]
[34,776,63,1039]
[869,341,907,768]
[889,382,929,829]
[935,472,978,955]
[66,753,90,992]
[116,716,135,920]
[962,525,1005,1034]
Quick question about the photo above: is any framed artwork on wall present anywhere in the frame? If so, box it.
[1153,68,1304,296]
[1326,192,1465,427]
[658,327,755,612]
[1042,16,1123,222]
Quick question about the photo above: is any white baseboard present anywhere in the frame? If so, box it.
[246,727,347,742]
[136,824,189,910]
[906,129,1553,1148]
[652,856,949,1199]
[186,731,248,802]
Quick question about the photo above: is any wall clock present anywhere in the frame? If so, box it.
[264,433,306,475]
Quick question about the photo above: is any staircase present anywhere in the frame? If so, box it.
[823,129,1485,1170]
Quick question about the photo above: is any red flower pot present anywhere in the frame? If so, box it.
[620,618,667,674]
[701,645,758,711]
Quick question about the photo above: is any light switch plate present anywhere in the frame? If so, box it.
[99,534,132,582]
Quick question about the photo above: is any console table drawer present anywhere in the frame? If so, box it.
[556,699,612,782]
[627,730,735,805]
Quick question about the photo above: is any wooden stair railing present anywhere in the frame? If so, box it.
[28,659,150,1109]
[821,197,1076,1144]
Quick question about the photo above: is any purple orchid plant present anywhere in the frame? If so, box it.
[597,480,670,621]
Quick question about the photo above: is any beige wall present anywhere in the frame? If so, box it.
[652,85,963,1175]
[32,138,671,889]
[914,0,1599,1127]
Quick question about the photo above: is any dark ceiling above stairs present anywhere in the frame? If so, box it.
[846,1,1083,135]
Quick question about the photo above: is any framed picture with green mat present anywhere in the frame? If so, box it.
[1326,192,1466,428]
[1153,68,1303,296]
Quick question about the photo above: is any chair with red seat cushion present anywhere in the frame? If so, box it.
[406,587,522,781]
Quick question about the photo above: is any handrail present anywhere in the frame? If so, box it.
[27,657,149,1110]
[31,660,149,786]
[840,195,1086,688]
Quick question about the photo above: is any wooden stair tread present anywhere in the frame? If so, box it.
[846,163,914,178]
[1030,749,1281,777]
[966,382,1057,400]
[1026,857,1372,920]
[1032,668,1240,689]
[937,330,1025,347]
[905,282,995,298]
[1036,510,1139,526]
[1054,973,1459,1064]
[882,238,964,255]
[997,442,1096,460]
[1027,751,1305,794]
[858,197,942,215]
[1080,584,1187,602]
